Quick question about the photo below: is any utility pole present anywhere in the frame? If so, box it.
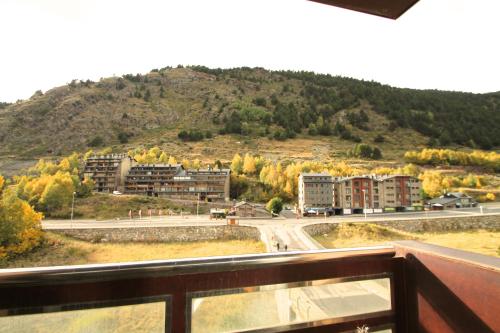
[71,191,76,228]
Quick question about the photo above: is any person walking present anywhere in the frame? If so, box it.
[276,242,280,251]
[284,244,288,251]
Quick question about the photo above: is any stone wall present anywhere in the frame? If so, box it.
[303,223,338,237]
[54,225,260,243]
[303,214,500,236]
[373,214,500,233]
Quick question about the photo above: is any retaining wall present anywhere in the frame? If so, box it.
[304,214,500,236]
[54,225,260,243]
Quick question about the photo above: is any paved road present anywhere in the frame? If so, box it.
[42,204,500,230]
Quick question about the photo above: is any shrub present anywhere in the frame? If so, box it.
[178,130,204,142]
[88,136,104,147]
[253,97,267,107]
[117,132,132,144]
[352,144,382,159]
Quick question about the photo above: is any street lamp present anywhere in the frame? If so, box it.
[197,193,200,218]
[71,191,76,228]
[408,179,412,209]
[362,189,367,219]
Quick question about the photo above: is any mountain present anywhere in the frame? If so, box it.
[0,66,499,167]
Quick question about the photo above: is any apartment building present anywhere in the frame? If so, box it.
[171,168,231,202]
[83,154,133,193]
[333,176,377,212]
[377,175,422,209]
[124,164,183,195]
[333,175,422,213]
[298,173,334,213]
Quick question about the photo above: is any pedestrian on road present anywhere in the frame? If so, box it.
[128,210,132,220]
[276,242,280,251]
[284,244,288,251]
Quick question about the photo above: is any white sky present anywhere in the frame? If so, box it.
[0,0,499,102]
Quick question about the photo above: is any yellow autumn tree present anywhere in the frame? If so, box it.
[231,154,243,175]
[192,158,201,169]
[420,171,445,198]
[485,193,496,201]
[181,159,190,169]
[158,152,169,163]
[243,154,257,175]
[40,172,75,211]
[168,156,178,165]
[0,188,43,261]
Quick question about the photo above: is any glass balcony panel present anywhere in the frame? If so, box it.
[0,300,166,333]
[190,276,392,333]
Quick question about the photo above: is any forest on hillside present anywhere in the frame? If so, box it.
[191,66,500,149]
[0,66,498,161]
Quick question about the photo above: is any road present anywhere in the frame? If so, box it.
[42,203,500,230]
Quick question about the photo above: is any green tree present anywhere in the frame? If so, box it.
[76,178,94,198]
[353,144,373,159]
[143,89,151,102]
[266,197,283,215]
[372,147,383,160]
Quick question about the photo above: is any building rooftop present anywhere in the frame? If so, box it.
[235,201,254,208]
[299,172,332,177]
[132,164,182,168]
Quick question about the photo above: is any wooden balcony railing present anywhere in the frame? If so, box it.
[0,241,498,333]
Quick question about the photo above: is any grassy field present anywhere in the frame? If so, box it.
[47,193,201,220]
[313,223,500,257]
[3,232,266,268]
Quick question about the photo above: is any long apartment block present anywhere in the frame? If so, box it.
[299,172,422,213]
[84,155,230,202]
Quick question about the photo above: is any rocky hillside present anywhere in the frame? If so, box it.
[0,66,498,165]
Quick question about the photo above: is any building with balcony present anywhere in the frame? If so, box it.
[170,168,230,202]
[332,175,422,213]
[333,176,377,213]
[377,175,423,211]
[83,154,133,193]
[124,164,183,196]
[298,173,334,213]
